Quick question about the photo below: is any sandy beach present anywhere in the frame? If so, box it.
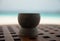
[0,16,60,25]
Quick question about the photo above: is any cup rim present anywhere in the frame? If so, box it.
[19,13,40,14]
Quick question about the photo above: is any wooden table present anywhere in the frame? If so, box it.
[0,24,60,41]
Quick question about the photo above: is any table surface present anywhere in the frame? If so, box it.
[0,24,60,41]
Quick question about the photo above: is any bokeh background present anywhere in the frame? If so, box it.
[0,0,60,25]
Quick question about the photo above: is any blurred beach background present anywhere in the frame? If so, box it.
[0,0,60,25]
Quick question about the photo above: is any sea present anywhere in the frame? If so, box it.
[0,11,60,25]
[0,11,60,18]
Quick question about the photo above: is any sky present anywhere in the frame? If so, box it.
[0,0,60,12]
